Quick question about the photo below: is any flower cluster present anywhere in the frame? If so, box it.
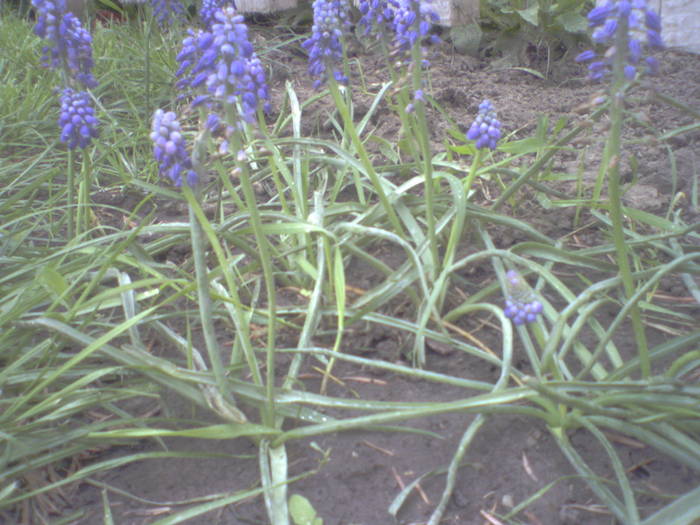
[32,0,99,149]
[503,270,544,325]
[175,29,208,91]
[201,8,254,108]
[392,0,440,55]
[176,7,269,128]
[150,109,198,187]
[58,88,99,149]
[466,100,502,151]
[151,0,186,28]
[301,0,350,89]
[32,0,98,88]
[200,0,233,28]
[358,0,399,39]
[575,0,663,81]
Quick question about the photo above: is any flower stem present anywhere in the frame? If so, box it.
[185,187,235,407]
[66,149,75,239]
[410,45,438,279]
[77,153,92,235]
[608,14,649,377]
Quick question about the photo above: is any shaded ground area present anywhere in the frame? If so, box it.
[53,19,700,525]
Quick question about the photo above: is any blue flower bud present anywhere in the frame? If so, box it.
[575,49,596,62]
[644,9,661,31]
[503,270,544,325]
[588,3,614,25]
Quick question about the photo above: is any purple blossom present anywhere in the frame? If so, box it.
[392,0,440,55]
[150,109,198,187]
[301,0,350,89]
[575,0,663,81]
[175,28,211,91]
[466,100,502,151]
[359,0,400,39]
[200,0,237,28]
[176,7,269,127]
[503,270,544,325]
[58,88,99,149]
[32,0,97,88]
[151,0,186,28]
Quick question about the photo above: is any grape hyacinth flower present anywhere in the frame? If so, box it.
[503,270,544,325]
[358,0,399,39]
[150,109,198,187]
[32,0,98,88]
[575,0,663,81]
[392,0,440,56]
[200,0,234,28]
[466,100,502,151]
[58,88,99,149]
[175,28,210,92]
[151,0,186,28]
[176,7,269,128]
[301,0,350,89]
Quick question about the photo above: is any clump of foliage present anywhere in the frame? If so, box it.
[477,0,592,71]
[1,1,699,524]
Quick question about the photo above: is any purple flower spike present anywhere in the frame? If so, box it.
[200,0,234,28]
[32,0,97,88]
[151,0,186,28]
[150,109,198,187]
[466,100,502,151]
[176,7,269,136]
[302,0,350,89]
[392,0,440,56]
[58,88,99,149]
[359,0,400,39]
[503,270,544,326]
[576,0,663,81]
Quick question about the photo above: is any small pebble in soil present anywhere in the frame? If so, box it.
[451,490,469,508]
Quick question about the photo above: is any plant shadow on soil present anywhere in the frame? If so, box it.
[56,21,700,525]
